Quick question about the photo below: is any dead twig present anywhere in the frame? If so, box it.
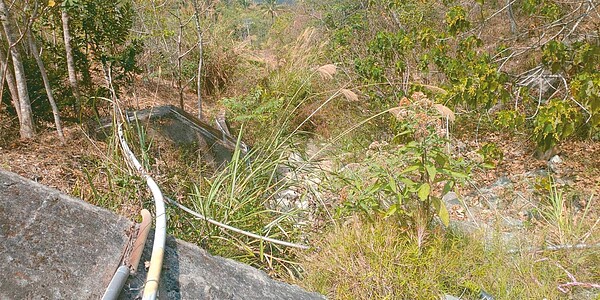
[554,261,600,293]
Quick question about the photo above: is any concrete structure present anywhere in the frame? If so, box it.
[0,170,324,300]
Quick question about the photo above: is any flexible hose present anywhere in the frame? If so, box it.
[165,196,309,249]
[117,122,166,300]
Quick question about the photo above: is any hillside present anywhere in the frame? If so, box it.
[0,0,599,299]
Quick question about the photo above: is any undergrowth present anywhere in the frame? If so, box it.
[168,130,309,278]
[300,216,599,300]
[61,1,600,297]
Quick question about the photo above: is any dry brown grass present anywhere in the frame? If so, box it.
[0,125,143,215]
[340,88,359,102]
[317,64,337,80]
[0,69,227,220]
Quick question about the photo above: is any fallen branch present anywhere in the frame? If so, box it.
[554,261,600,293]
[508,242,600,254]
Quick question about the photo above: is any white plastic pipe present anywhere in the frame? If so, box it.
[101,209,152,300]
[117,122,166,300]
[101,266,130,300]
[165,196,309,250]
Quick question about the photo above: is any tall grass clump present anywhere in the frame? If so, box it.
[167,58,341,274]
[174,130,310,277]
[182,41,368,275]
[535,177,599,251]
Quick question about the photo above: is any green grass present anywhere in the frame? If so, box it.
[84,111,309,276]
[162,127,310,278]
[299,216,599,299]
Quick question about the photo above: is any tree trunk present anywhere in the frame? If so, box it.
[101,61,119,118]
[176,8,184,110]
[0,0,34,139]
[191,0,204,120]
[507,0,518,36]
[61,9,82,110]
[0,44,21,121]
[28,31,65,143]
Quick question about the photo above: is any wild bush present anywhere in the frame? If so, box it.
[309,0,600,152]
[333,93,468,247]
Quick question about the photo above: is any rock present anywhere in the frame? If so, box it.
[449,220,480,235]
[272,147,330,224]
[274,188,305,212]
[491,176,512,188]
[289,152,304,164]
[476,176,513,209]
[479,290,496,300]
[502,216,524,229]
[524,169,549,178]
[91,105,248,168]
[121,233,324,300]
[442,191,461,207]
[0,170,324,300]
[478,193,499,209]
[0,170,131,299]
[535,146,559,160]
[548,155,563,173]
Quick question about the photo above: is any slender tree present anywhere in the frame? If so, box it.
[262,0,280,24]
[0,44,21,121]
[171,7,192,111]
[61,5,82,111]
[191,0,204,120]
[0,0,34,138]
[28,31,65,143]
[507,0,518,36]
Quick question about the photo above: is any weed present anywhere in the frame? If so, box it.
[329,92,468,248]
[536,177,598,248]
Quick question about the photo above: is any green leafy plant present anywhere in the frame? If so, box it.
[521,0,563,20]
[572,72,600,129]
[386,135,466,243]
[533,99,579,152]
[223,87,285,125]
[445,6,470,35]
[336,93,468,247]
[494,109,525,132]
[478,142,504,169]
[542,41,569,73]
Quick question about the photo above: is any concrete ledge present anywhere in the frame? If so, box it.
[0,169,131,299]
[0,170,324,300]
